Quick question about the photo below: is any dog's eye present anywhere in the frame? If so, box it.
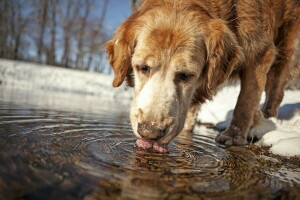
[177,72,192,82]
[138,65,150,74]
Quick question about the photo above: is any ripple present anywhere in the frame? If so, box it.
[0,99,300,199]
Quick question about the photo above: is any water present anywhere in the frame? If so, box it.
[0,87,299,200]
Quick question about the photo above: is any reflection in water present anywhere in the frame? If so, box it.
[0,87,299,200]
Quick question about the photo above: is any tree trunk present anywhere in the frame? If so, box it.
[99,0,109,24]
[9,1,16,59]
[75,0,92,69]
[14,33,20,59]
[0,0,9,58]
[61,0,80,68]
[61,34,70,68]
[86,53,93,71]
[46,0,57,65]
[85,0,109,71]
[61,0,72,68]
[37,0,48,63]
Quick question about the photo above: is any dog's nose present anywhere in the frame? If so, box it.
[137,123,167,140]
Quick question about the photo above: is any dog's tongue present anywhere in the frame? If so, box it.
[153,142,168,153]
[136,138,153,149]
[136,138,168,153]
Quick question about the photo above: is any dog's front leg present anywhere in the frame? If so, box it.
[215,48,276,146]
[181,103,201,133]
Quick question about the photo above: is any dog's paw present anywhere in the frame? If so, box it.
[215,131,247,146]
[262,107,277,119]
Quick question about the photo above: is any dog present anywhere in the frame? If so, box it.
[105,0,300,152]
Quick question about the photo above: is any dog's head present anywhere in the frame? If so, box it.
[106,3,242,146]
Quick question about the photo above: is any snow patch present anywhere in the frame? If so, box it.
[0,59,133,101]
[198,85,300,157]
[257,130,299,147]
[269,138,300,156]
[256,116,300,156]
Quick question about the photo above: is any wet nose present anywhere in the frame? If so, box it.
[137,123,167,140]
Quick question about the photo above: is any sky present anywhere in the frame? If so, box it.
[96,0,132,73]
[102,0,132,35]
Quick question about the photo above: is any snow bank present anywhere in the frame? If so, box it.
[199,85,300,157]
[256,116,300,156]
[0,59,133,101]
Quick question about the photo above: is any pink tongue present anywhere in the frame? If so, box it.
[136,138,169,153]
[136,138,153,149]
[153,142,169,153]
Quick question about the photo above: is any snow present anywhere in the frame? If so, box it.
[269,138,300,156]
[199,85,300,157]
[0,59,133,101]
[1,59,299,157]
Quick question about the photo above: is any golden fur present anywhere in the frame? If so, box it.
[106,0,300,146]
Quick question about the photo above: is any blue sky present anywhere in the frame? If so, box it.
[102,0,132,34]
[98,0,132,73]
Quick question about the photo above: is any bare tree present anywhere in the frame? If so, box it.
[85,0,109,71]
[36,0,49,63]
[75,0,94,69]
[61,0,80,68]
[8,0,29,59]
[85,27,108,72]
[46,0,58,65]
[0,0,113,74]
[86,28,99,71]
[99,0,109,25]
[0,0,9,58]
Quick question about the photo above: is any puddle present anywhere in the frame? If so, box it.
[0,87,299,199]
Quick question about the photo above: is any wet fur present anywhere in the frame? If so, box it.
[106,0,300,146]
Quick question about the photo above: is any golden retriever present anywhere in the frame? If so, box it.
[106,0,300,152]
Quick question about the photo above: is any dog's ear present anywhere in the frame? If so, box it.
[202,19,243,89]
[105,14,139,87]
[105,38,133,87]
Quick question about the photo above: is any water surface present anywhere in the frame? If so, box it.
[0,87,299,199]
